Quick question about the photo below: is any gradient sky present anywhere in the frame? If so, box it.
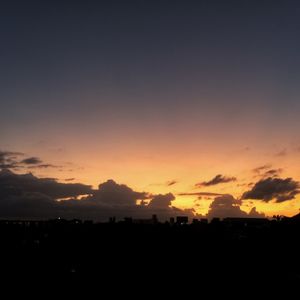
[2,0,300,217]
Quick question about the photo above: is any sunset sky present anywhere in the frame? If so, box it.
[1,0,300,219]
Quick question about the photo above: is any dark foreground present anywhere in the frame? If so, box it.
[1,217,300,295]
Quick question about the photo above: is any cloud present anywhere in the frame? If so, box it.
[166,180,177,186]
[0,151,24,161]
[0,169,270,221]
[65,178,75,181]
[196,174,236,187]
[0,169,93,199]
[207,194,265,219]
[21,157,42,165]
[147,193,175,208]
[252,164,283,178]
[242,177,300,202]
[248,207,266,218]
[0,149,60,171]
[149,180,178,187]
[0,192,58,219]
[275,149,287,157]
[28,164,61,169]
[0,170,194,221]
[263,169,282,178]
[178,192,224,197]
[87,179,148,206]
[252,165,272,174]
[0,150,24,169]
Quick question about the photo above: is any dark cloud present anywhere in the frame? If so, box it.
[0,171,194,221]
[166,180,177,186]
[65,178,75,181]
[0,169,271,221]
[196,174,236,187]
[0,192,58,219]
[21,157,42,165]
[248,207,266,218]
[0,151,23,161]
[0,149,60,171]
[242,177,299,202]
[28,164,61,169]
[0,169,93,199]
[87,179,148,206]
[147,193,175,208]
[207,194,265,219]
[78,185,193,220]
[0,150,24,169]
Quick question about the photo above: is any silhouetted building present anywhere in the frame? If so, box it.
[83,220,93,225]
[210,217,220,224]
[0,215,299,291]
[223,217,269,227]
[152,214,158,224]
[109,217,116,223]
[176,216,188,224]
[132,214,159,224]
[70,219,82,225]
[124,217,133,224]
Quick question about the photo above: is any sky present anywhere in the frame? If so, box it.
[1,0,300,219]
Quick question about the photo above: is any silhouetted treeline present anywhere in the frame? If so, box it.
[0,216,300,295]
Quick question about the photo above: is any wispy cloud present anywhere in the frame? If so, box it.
[21,157,42,165]
[195,174,236,187]
[178,192,224,197]
[275,149,287,157]
[166,180,177,186]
